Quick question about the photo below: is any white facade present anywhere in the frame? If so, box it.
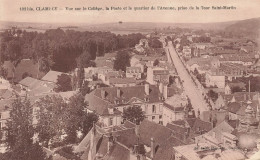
[162,107,185,126]
[206,73,225,88]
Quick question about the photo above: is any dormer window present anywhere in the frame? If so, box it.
[108,108,114,114]
[114,100,120,104]
[144,97,149,102]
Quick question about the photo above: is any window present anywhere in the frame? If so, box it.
[109,118,113,126]
[159,104,163,112]
[152,105,156,113]
[159,115,162,119]
[152,116,155,120]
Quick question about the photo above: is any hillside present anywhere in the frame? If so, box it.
[224,17,260,38]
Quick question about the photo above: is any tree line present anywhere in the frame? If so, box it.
[0,29,144,72]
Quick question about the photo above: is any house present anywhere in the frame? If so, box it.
[98,71,124,85]
[131,55,167,68]
[205,71,225,88]
[186,57,219,74]
[224,82,246,95]
[78,119,184,160]
[183,46,192,58]
[41,70,66,83]
[0,77,11,90]
[146,67,169,85]
[85,83,176,126]
[224,99,260,121]
[174,142,245,160]
[166,118,213,143]
[219,54,254,66]
[201,110,228,125]
[94,56,115,69]
[224,84,232,95]
[214,92,259,110]
[108,77,137,87]
[18,77,55,96]
[0,89,14,100]
[126,67,142,79]
[162,94,188,125]
[2,59,46,83]
[192,43,214,50]
[194,120,235,146]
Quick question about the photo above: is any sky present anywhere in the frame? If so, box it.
[0,0,260,24]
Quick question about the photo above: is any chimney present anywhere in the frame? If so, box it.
[145,83,149,95]
[159,82,163,94]
[151,138,155,159]
[101,89,106,99]
[163,84,168,99]
[117,88,121,98]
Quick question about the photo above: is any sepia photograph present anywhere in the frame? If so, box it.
[0,0,260,159]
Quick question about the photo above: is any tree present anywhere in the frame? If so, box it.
[149,38,163,48]
[4,40,22,83]
[153,59,159,66]
[207,90,218,102]
[55,74,72,92]
[231,86,243,93]
[36,95,67,147]
[0,66,7,79]
[122,106,145,125]
[82,112,98,137]
[76,65,85,89]
[64,94,86,143]
[113,51,131,72]
[194,68,199,76]
[80,81,90,96]
[4,97,47,160]
[76,51,95,68]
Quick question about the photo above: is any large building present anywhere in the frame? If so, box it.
[85,83,177,127]
[147,67,169,85]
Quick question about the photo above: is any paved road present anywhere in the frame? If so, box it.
[166,41,209,116]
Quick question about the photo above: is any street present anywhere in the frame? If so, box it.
[166,41,209,116]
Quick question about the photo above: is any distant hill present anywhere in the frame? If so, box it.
[224,17,260,38]
[1,17,259,36]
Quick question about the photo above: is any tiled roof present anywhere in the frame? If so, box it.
[109,77,136,85]
[202,110,228,125]
[163,103,185,112]
[153,70,169,75]
[166,123,187,139]
[94,59,114,68]
[191,118,213,135]
[93,85,167,104]
[126,67,141,72]
[221,92,259,103]
[227,102,242,114]
[207,121,234,143]
[153,136,184,160]
[0,89,14,99]
[41,70,65,83]
[85,91,113,116]
[19,77,40,87]
[227,119,239,129]
[210,49,238,55]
